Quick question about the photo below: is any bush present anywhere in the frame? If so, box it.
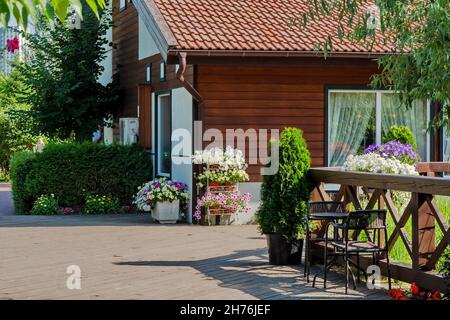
[255,127,311,242]
[10,151,36,214]
[30,194,59,215]
[0,116,38,178]
[437,247,450,280]
[10,142,152,213]
[83,194,121,214]
[383,125,417,150]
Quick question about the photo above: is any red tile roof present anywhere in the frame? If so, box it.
[152,0,394,55]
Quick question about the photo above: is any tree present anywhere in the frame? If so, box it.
[297,0,450,128]
[14,6,121,141]
[0,0,106,29]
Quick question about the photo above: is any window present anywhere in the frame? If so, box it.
[328,89,430,166]
[119,0,127,11]
[156,93,171,177]
[159,60,166,81]
[443,128,450,162]
[146,63,152,84]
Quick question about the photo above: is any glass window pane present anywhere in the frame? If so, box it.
[328,92,376,166]
[444,128,450,162]
[381,93,428,160]
[157,95,171,176]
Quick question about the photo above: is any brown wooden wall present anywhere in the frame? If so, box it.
[112,0,192,142]
[197,58,380,181]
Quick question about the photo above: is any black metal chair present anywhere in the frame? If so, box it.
[324,209,392,294]
[304,201,346,283]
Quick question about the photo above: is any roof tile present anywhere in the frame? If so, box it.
[152,0,393,53]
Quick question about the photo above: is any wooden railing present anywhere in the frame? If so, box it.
[310,164,450,291]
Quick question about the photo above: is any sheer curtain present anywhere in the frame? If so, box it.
[329,93,376,166]
[381,93,428,160]
[444,128,450,162]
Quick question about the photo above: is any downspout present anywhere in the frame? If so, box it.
[176,52,203,105]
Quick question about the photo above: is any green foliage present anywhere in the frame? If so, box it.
[0,70,39,178]
[256,128,311,242]
[10,151,36,214]
[0,1,106,29]
[14,5,121,141]
[83,194,121,214]
[383,125,417,150]
[10,142,152,214]
[298,0,450,128]
[30,194,59,215]
[437,247,450,280]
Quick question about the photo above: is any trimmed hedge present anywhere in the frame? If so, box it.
[10,143,152,214]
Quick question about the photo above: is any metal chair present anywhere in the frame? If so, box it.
[324,209,392,294]
[304,201,346,283]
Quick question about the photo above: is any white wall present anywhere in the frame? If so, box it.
[138,16,159,60]
[171,88,194,223]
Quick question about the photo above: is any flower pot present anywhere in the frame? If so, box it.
[151,200,180,224]
[265,234,303,266]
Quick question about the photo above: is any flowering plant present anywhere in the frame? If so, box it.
[192,146,247,170]
[195,168,249,188]
[134,178,189,212]
[31,194,59,215]
[344,153,419,176]
[194,191,251,221]
[83,194,121,214]
[365,141,421,166]
[388,282,446,300]
[7,36,19,53]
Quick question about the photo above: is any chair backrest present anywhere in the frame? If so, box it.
[308,201,345,213]
[344,210,387,230]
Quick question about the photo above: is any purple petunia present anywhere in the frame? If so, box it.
[365,141,421,166]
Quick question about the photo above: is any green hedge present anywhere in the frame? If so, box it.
[10,151,36,214]
[10,143,152,214]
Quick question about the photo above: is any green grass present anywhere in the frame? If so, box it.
[354,194,450,266]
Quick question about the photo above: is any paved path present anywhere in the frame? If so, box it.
[0,183,14,216]
[0,215,388,300]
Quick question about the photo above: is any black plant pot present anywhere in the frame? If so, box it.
[265,234,303,265]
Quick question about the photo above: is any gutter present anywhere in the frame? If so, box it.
[176,52,203,104]
[168,49,399,59]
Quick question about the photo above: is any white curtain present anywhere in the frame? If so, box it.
[444,127,450,162]
[381,94,428,160]
[329,93,376,166]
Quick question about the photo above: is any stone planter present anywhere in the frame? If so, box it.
[151,200,180,224]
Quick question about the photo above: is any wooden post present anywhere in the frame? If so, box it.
[417,194,436,269]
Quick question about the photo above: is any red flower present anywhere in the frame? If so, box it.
[411,282,419,295]
[431,290,441,300]
[6,36,19,53]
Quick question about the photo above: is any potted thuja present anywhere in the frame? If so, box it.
[255,128,310,265]
[134,178,190,223]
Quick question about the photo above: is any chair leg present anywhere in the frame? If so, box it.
[323,237,328,289]
[345,251,349,295]
[386,251,392,290]
[303,230,308,277]
[356,253,361,283]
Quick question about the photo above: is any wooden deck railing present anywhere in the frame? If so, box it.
[310,164,450,291]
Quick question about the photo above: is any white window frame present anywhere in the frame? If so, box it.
[327,89,431,166]
[156,93,171,178]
